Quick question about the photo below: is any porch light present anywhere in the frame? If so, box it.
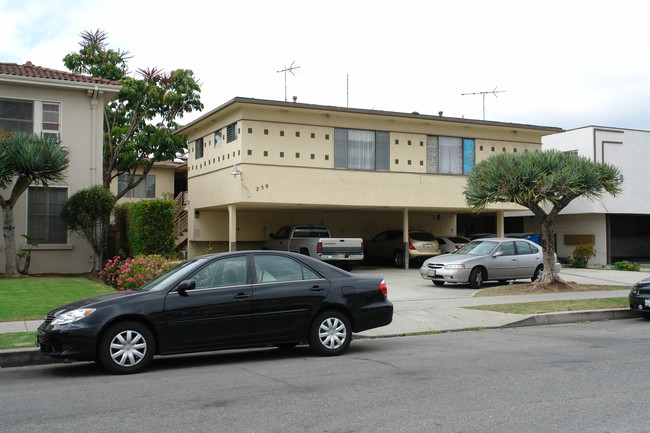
[231,164,243,180]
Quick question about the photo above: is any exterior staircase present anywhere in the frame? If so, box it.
[174,191,189,247]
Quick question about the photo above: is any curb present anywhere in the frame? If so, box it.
[0,309,641,369]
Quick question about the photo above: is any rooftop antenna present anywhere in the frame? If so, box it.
[461,86,506,120]
[277,61,301,102]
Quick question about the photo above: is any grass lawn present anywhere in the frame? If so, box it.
[0,276,114,322]
[475,283,628,297]
[467,297,629,315]
[0,332,35,349]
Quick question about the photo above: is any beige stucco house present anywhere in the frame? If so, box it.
[176,97,562,266]
[0,62,121,273]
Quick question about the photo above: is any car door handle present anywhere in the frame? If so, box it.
[310,286,325,292]
[234,293,251,300]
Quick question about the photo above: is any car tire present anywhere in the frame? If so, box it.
[433,281,445,286]
[393,250,404,268]
[532,265,544,282]
[309,311,351,356]
[641,312,650,321]
[469,267,485,289]
[98,321,155,374]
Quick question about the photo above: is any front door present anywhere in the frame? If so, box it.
[490,241,520,280]
[164,255,253,350]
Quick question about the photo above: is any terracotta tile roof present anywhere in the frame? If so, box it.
[0,61,121,86]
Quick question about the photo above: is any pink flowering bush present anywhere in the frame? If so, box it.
[99,255,181,291]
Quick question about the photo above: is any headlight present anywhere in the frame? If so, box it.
[630,284,639,296]
[445,264,466,269]
[50,308,95,326]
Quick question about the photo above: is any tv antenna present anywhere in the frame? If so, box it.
[277,61,301,102]
[461,86,506,120]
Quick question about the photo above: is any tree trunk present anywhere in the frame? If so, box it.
[537,218,561,284]
[1,205,19,277]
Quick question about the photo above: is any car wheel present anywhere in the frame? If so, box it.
[469,268,485,289]
[641,312,650,321]
[309,311,351,356]
[393,250,404,268]
[433,281,445,286]
[98,321,155,374]
[532,265,544,282]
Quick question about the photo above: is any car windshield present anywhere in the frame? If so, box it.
[136,258,207,292]
[455,240,499,256]
[410,232,436,241]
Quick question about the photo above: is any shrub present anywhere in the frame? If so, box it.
[99,255,181,291]
[113,203,133,257]
[129,199,175,257]
[613,260,640,271]
[568,243,596,268]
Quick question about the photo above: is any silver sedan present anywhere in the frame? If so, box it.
[420,238,561,288]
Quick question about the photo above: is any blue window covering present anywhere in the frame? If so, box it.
[463,138,475,175]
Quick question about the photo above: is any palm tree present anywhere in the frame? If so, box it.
[464,150,623,284]
[0,133,69,277]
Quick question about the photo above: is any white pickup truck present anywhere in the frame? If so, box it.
[263,225,364,265]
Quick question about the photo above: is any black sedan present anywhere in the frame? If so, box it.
[37,251,393,374]
[629,277,650,319]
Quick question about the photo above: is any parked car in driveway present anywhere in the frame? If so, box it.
[629,277,650,319]
[37,251,393,374]
[365,230,441,267]
[436,236,469,254]
[420,238,562,289]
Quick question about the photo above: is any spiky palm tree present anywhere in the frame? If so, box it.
[464,150,623,284]
[0,133,69,277]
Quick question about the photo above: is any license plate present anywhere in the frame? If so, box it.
[645,299,650,308]
[323,254,345,259]
[422,243,432,249]
[427,269,436,277]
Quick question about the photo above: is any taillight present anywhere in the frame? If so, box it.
[379,279,388,295]
[408,242,416,250]
[317,242,322,254]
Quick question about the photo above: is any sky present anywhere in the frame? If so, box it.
[2,0,649,131]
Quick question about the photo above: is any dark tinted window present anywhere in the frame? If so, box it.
[254,255,321,282]
[190,256,248,289]
[516,241,537,255]
[411,232,436,241]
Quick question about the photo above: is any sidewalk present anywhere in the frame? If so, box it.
[1,267,647,368]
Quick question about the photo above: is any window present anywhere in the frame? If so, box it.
[253,254,321,283]
[426,136,475,175]
[190,256,248,289]
[334,128,390,171]
[118,174,156,198]
[195,137,204,159]
[27,187,67,244]
[515,241,537,255]
[214,130,222,148]
[226,123,238,142]
[0,98,33,134]
[42,103,60,140]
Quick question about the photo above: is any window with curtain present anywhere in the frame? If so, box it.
[334,128,390,171]
[426,136,475,175]
[28,187,67,244]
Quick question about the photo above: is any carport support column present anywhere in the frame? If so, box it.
[228,204,237,252]
[496,211,505,238]
[403,208,409,269]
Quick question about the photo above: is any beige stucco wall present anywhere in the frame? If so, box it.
[179,99,558,257]
[1,79,117,273]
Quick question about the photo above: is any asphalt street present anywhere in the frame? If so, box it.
[1,320,648,433]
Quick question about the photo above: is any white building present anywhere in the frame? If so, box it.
[507,126,650,265]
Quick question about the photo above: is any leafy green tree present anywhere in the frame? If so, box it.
[464,150,623,284]
[63,29,203,199]
[61,186,117,272]
[0,133,69,277]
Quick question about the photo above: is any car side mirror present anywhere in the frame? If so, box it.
[493,251,504,257]
[177,280,196,296]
